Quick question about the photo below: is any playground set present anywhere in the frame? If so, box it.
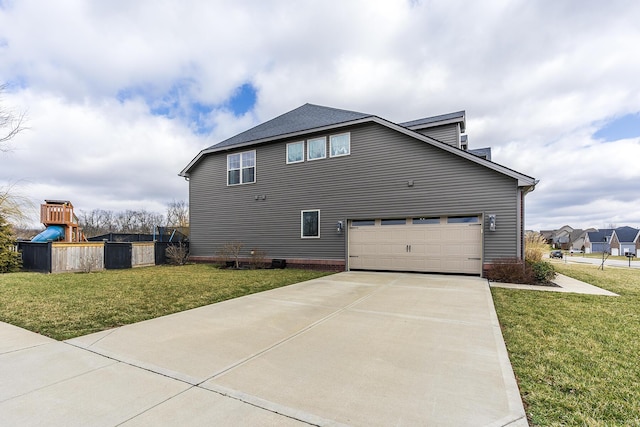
[31,200,86,243]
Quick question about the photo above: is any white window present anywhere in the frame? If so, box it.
[330,133,350,157]
[286,141,304,164]
[301,210,320,238]
[307,137,326,160]
[227,150,256,185]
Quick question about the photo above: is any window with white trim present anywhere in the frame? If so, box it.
[227,150,256,185]
[307,137,326,160]
[329,133,350,157]
[286,141,304,164]
[301,210,320,238]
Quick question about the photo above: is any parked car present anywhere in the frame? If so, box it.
[550,250,563,259]
[569,248,584,254]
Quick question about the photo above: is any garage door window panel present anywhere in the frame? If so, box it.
[413,217,440,224]
[381,219,407,225]
[352,219,375,226]
[447,216,479,223]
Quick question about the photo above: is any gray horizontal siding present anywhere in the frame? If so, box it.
[189,122,520,263]
[415,123,460,147]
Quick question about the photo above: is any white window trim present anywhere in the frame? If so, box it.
[307,137,326,161]
[286,141,304,164]
[329,132,351,158]
[301,209,320,239]
[227,150,256,186]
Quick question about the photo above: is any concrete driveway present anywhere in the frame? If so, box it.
[0,271,527,426]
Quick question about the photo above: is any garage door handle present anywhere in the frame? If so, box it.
[349,255,359,258]
[468,257,481,260]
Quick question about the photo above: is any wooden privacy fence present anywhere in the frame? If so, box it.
[17,241,186,273]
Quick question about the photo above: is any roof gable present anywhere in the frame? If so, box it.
[612,226,640,243]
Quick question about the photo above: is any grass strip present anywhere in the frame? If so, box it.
[492,263,640,426]
[0,264,330,340]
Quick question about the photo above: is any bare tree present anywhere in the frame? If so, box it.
[0,84,31,227]
[78,209,116,237]
[79,208,165,237]
[0,181,34,226]
[166,200,189,228]
[132,209,163,233]
[1,83,27,152]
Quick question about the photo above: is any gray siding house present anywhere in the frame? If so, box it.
[180,104,537,276]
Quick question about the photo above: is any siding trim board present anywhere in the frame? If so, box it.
[184,105,537,276]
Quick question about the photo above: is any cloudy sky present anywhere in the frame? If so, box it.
[1,0,639,231]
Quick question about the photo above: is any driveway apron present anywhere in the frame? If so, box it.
[0,271,527,426]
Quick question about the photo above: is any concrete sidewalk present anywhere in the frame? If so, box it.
[489,273,618,296]
[1,272,527,426]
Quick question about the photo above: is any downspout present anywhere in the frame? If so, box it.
[520,181,539,260]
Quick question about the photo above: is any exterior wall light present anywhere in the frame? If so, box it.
[337,221,344,233]
[488,214,496,231]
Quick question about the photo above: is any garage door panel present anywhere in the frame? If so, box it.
[349,218,482,275]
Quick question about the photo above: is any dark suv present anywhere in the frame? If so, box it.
[550,250,563,259]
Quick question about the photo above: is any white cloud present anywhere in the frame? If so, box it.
[1,0,640,231]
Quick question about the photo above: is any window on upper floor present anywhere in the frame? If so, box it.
[286,141,304,164]
[329,133,350,157]
[307,137,326,160]
[227,150,256,185]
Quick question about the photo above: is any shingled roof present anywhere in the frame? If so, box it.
[209,103,373,150]
[586,229,614,242]
[613,226,640,242]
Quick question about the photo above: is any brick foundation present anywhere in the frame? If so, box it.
[189,256,346,272]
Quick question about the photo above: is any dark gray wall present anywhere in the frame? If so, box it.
[188,122,520,263]
[415,123,460,147]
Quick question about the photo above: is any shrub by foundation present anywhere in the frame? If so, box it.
[487,258,556,285]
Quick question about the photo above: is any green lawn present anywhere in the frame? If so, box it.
[0,264,331,340]
[562,251,635,262]
[4,262,640,424]
[492,264,640,426]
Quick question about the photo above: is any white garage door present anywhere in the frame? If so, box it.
[348,216,482,275]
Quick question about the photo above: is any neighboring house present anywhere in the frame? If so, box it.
[540,230,554,244]
[549,225,574,249]
[584,229,614,254]
[609,226,639,256]
[569,229,594,252]
[180,103,537,276]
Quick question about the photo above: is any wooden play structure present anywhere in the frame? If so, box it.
[34,200,86,242]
